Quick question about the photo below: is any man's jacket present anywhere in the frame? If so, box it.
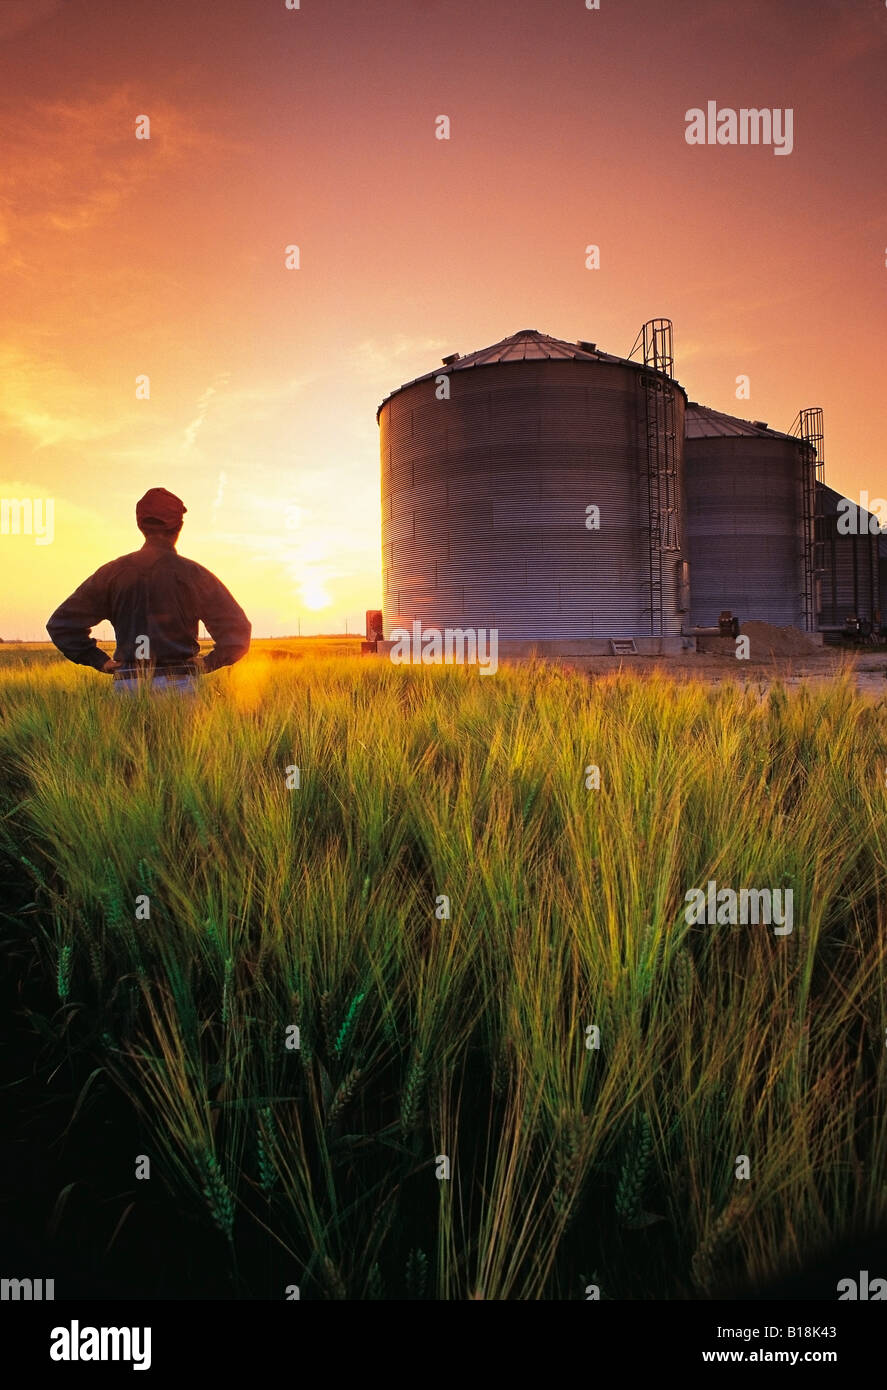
[47,544,251,673]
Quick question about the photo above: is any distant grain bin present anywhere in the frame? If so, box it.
[815,483,882,631]
[377,325,689,645]
[684,405,817,630]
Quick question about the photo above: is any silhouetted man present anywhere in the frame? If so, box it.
[47,488,251,691]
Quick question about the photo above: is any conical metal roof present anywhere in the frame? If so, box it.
[450,328,616,366]
[818,482,885,532]
[377,329,643,418]
[685,403,795,441]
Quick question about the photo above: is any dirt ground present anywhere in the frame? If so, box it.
[523,621,886,695]
[554,646,887,696]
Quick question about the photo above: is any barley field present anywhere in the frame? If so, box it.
[1,646,886,1299]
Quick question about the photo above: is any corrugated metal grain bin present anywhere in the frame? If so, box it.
[684,405,816,630]
[377,329,688,640]
[816,483,882,629]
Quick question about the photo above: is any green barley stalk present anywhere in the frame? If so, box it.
[321,1255,347,1300]
[691,1194,751,1291]
[333,992,366,1057]
[20,854,48,891]
[673,947,697,1008]
[320,991,336,1054]
[87,937,103,986]
[381,1008,399,1047]
[137,858,157,897]
[198,1150,235,1241]
[327,1067,362,1125]
[615,1110,653,1227]
[551,1113,586,1221]
[221,956,234,1025]
[101,858,127,930]
[405,1247,428,1299]
[256,1106,279,1194]
[400,1056,426,1134]
[56,943,73,1001]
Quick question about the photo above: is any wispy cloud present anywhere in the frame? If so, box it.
[182,374,231,453]
[0,343,122,449]
[0,87,246,257]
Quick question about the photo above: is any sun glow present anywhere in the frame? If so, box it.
[300,580,331,612]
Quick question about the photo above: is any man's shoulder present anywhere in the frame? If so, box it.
[90,551,145,578]
[171,552,218,584]
[93,549,193,581]
[97,550,221,588]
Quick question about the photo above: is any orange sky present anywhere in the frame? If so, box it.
[1,0,885,639]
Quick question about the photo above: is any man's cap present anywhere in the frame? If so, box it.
[136,488,187,525]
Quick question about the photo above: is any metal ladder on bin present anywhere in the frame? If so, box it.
[790,407,825,634]
[631,319,679,637]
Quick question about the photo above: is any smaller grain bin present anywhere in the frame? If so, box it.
[815,483,882,631]
[684,405,816,630]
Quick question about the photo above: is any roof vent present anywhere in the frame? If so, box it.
[577,340,597,352]
[753,420,769,429]
[517,328,538,334]
[441,353,460,365]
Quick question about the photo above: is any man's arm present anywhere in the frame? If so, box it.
[46,570,115,671]
[197,573,251,672]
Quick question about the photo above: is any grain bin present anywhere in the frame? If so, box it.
[816,483,882,631]
[377,327,689,645]
[684,405,816,630]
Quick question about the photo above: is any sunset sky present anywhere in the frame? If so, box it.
[1,0,885,639]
